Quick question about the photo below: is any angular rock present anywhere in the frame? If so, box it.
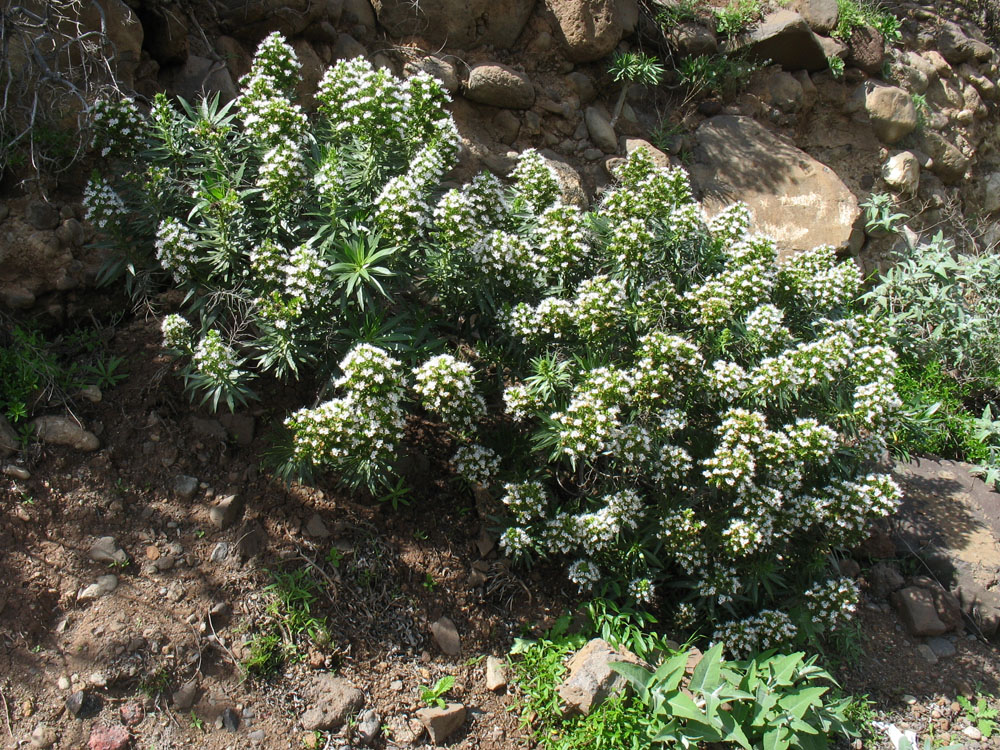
[669,23,717,57]
[119,703,144,726]
[860,82,917,144]
[79,575,119,601]
[621,138,672,169]
[301,676,364,731]
[222,707,240,732]
[542,153,589,208]
[172,679,199,710]
[892,586,952,637]
[737,10,828,72]
[882,151,919,195]
[26,201,60,230]
[89,536,127,566]
[768,71,804,113]
[927,636,956,658]
[845,25,884,75]
[548,0,625,62]
[916,643,938,664]
[585,107,617,153]
[431,616,462,656]
[557,638,647,715]
[209,494,244,530]
[218,0,325,39]
[566,72,596,104]
[792,0,838,34]
[689,115,862,259]
[166,55,238,103]
[984,172,1000,214]
[331,33,367,62]
[485,655,507,691]
[416,702,466,744]
[356,708,381,746]
[465,64,535,109]
[921,132,970,183]
[370,0,534,49]
[88,724,129,750]
[936,21,979,65]
[30,416,99,451]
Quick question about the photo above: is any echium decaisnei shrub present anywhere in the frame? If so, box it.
[85,34,901,655]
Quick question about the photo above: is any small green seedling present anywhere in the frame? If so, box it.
[958,695,998,739]
[420,675,455,709]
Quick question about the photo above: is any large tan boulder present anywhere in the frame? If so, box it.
[689,116,863,259]
[858,82,918,144]
[546,0,629,63]
[371,0,535,49]
[465,64,535,109]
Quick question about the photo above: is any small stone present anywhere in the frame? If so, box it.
[465,63,535,109]
[30,415,99,451]
[66,691,86,716]
[26,201,60,230]
[916,643,938,664]
[172,680,198,710]
[87,724,129,750]
[485,655,507,692]
[416,702,466,745]
[30,723,57,749]
[249,729,265,744]
[882,151,920,195]
[145,546,160,561]
[173,475,198,499]
[584,107,617,153]
[210,542,230,563]
[927,636,956,658]
[964,726,983,741]
[301,676,364,731]
[88,672,108,687]
[78,575,119,601]
[209,494,244,530]
[89,536,127,565]
[222,707,240,732]
[305,514,329,538]
[57,676,71,690]
[4,464,30,480]
[356,708,381,746]
[431,617,462,656]
[119,702,144,726]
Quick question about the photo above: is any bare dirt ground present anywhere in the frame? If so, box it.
[2,312,1000,750]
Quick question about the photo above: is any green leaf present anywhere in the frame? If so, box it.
[608,661,652,702]
[778,686,828,720]
[688,642,725,695]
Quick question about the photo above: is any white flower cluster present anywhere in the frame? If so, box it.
[803,577,858,631]
[155,218,199,282]
[713,609,799,659]
[573,275,626,337]
[606,216,654,276]
[778,245,861,313]
[744,303,790,353]
[808,473,901,543]
[283,243,328,300]
[546,488,645,554]
[503,383,540,421]
[684,239,776,328]
[748,330,854,396]
[433,172,507,252]
[551,367,630,461]
[375,122,460,244]
[511,149,560,212]
[707,202,752,245]
[567,559,602,591]
[193,330,240,381]
[161,314,192,350]
[659,507,707,573]
[506,298,574,343]
[612,420,692,486]
[629,577,656,604]
[286,344,406,469]
[469,231,539,288]
[534,204,590,279]
[90,97,144,157]
[630,331,703,404]
[703,409,769,492]
[250,239,286,288]
[82,176,126,232]
[452,443,500,486]
[502,481,549,523]
[412,353,485,432]
[706,360,748,402]
[600,148,692,222]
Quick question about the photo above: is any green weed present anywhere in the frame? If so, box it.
[419,675,455,708]
[714,0,763,36]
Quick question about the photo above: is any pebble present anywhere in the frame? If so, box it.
[3,464,30,480]
[249,729,265,744]
[915,644,938,664]
[57,676,70,690]
[964,726,983,740]
[222,707,240,732]
[210,542,229,563]
[927,636,957,658]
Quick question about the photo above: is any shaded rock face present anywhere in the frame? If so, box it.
[465,64,535,109]
[689,115,862,259]
[737,10,828,72]
[371,0,536,49]
[218,0,326,40]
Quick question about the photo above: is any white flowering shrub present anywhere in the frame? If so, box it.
[87,34,902,651]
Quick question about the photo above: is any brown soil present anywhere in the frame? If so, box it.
[2,313,1000,750]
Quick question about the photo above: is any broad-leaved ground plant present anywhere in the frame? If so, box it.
[86,34,903,655]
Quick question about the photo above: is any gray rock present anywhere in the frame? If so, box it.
[356,708,381,745]
[557,638,648,715]
[792,0,838,34]
[174,474,199,499]
[486,655,507,691]
[301,676,364,730]
[892,586,949,637]
[984,172,1000,214]
[465,63,535,109]
[860,82,918,144]
[249,729,265,744]
[210,542,230,563]
[78,575,118,601]
[493,109,521,144]
[737,10,828,72]
[30,723,57,749]
[166,55,238,103]
[689,115,862,259]
[882,151,919,195]
[936,21,979,65]
[670,23,717,57]
[584,107,617,153]
[3,464,30,480]
[566,72,596,104]
[927,636,956,658]
[218,0,325,39]
[26,201,60,230]
[55,218,85,247]
[416,703,466,744]
[431,616,462,656]
[305,514,329,538]
[30,415,99,451]
[620,138,672,169]
[916,643,939,664]
[222,707,240,732]
[89,536,128,566]
[331,33,367,62]
[964,725,984,741]
[768,71,804,113]
[209,494,244,530]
